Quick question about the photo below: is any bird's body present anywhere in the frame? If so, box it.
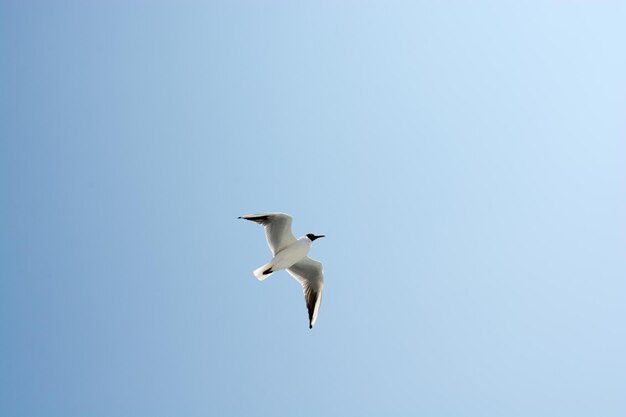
[253,236,312,279]
[239,212,325,329]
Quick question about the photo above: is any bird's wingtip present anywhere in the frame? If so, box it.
[309,324,313,329]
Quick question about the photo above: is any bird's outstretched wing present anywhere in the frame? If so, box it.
[287,257,324,329]
[239,212,297,255]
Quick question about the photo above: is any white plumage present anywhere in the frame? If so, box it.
[239,212,325,329]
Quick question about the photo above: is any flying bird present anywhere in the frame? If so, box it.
[239,212,325,329]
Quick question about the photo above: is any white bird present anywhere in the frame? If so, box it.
[239,212,325,329]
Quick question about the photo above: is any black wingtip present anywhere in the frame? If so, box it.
[237,216,242,219]
[309,324,313,329]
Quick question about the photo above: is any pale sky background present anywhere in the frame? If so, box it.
[2,1,625,416]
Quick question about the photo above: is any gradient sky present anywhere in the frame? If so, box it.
[2,1,625,416]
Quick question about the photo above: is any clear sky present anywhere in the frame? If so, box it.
[2,1,625,416]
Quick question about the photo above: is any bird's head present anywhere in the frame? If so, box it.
[306,233,325,241]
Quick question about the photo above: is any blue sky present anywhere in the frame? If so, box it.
[2,1,625,416]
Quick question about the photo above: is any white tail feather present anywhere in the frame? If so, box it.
[253,262,274,281]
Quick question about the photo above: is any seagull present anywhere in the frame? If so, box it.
[239,212,325,329]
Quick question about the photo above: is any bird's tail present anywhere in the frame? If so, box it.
[253,261,274,281]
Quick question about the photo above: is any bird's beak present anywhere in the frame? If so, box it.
[316,235,325,239]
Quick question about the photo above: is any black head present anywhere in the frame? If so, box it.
[306,233,325,241]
